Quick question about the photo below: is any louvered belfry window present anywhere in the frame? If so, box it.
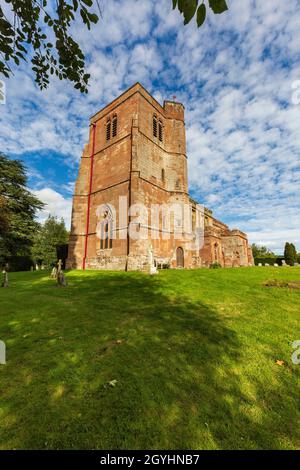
[112,115,118,137]
[106,120,111,141]
[158,120,163,142]
[153,114,158,138]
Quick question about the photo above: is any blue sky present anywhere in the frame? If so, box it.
[1,0,300,253]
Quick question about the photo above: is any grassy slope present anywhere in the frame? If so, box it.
[0,267,299,450]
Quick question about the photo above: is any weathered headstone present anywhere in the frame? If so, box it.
[0,341,6,365]
[274,263,278,267]
[56,259,67,287]
[265,263,269,266]
[148,246,158,275]
[57,271,67,287]
[2,264,9,288]
[258,263,262,266]
[51,266,57,278]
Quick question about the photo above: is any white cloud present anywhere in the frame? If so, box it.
[32,188,72,229]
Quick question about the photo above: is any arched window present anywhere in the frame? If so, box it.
[161,168,165,182]
[158,120,163,142]
[153,114,157,138]
[100,211,113,250]
[106,120,111,141]
[112,115,118,137]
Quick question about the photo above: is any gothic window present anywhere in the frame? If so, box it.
[112,115,118,137]
[106,120,111,141]
[153,114,158,138]
[158,120,163,142]
[100,211,113,249]
[161,168,165,182]
[175,179,181,190]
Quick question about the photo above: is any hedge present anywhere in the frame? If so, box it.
[254,257,284,266]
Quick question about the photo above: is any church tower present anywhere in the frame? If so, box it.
[67,83,194,271]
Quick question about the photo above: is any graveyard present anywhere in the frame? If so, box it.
[0,266,300,450]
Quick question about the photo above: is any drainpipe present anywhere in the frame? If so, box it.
[83,122,96,270]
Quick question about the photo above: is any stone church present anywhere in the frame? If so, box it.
[67,83,253,271]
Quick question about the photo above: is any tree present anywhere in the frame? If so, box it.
[284,242,297,266]
[0,153,44,266]
[32,215,69,268]
[251,244,276,259]
[0,1,228,92]
[0,0,101,92]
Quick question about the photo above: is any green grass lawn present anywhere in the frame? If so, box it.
[0,267,300,450]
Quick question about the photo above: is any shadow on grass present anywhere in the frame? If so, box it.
[0,271,298,449]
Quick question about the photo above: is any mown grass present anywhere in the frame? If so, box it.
[0,267,300,450]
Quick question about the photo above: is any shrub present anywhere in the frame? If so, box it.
[254,257,284,266]
[210,262,222,269]
[7,256,33,272]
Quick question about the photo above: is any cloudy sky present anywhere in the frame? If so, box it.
[1,0,300,254]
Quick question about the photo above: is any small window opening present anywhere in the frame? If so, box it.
[158,120,163,142]
[106,120,111,141]
[153,115,157,138]
[112,115,118,137]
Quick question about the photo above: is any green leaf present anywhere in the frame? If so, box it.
[87,13,99,23]
[81,0,93,6]
[183,0,198,25]
[197,3,206,27]
[172,0,177,9]
[208,0,228,14]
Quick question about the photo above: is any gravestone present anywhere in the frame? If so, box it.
[148,246,158,275]
[51,267,57,279]
[2,264,9,288]
[57,259,67,287]
[0,341,6,364]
